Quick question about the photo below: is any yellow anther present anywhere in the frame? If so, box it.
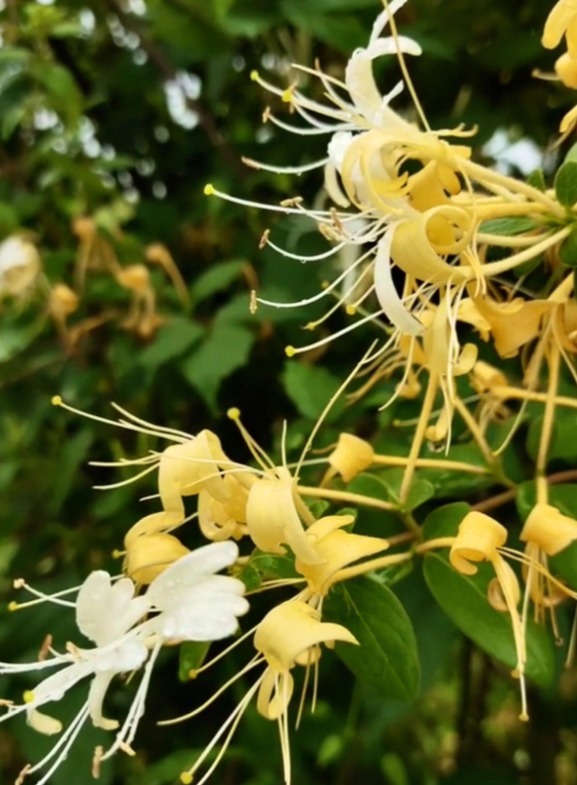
[227,407,241,421]
[250,70,259,82]
[285,345,296,357]
[203,184,215,196]
[51,395,63,406]
[345,305,356,315]
[281,88,293,103]
[23,690,35,704]
[7,601,18,611]
[180,773,193,784]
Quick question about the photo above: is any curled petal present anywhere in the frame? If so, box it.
[296,516,388,595]
[246,470,324,564]
[325,433,375,483]
[521,503,577,556]
[254,600,358,672]
[449,511,508,575]
[256,669,294,720]
[124,532,190,585]
[373,229,424,336]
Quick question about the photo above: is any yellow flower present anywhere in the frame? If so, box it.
[555,51,577,87]
[323,433,375,484]
[521,503,577,556]
[543,0,577,57]
[124,532,190,585]
[295,515,390,596]
[246,467,324,565]
[450,511,528,720]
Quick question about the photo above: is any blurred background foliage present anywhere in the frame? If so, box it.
[0,0,576,784]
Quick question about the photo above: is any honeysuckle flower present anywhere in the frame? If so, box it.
[0,235,41,301]
[144,541,249,642]
[295,514,393,597]
[469,295,553,358]
[521,503,577,557]
[322,432,375,484]
[543,0,577,56]
[0,571,150,785]
[555,51,577,87]
[2,542,249,784]
[519,503,577,620]
[246,466,324,565]
[174,598,358,785]
[253,600,358,720]
[449,511,528,720]
[124,531,190,585]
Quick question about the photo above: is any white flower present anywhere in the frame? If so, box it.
[0,541,249,785]
[145,541,249,641]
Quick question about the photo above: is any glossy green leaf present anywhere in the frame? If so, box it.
[554,161,577,208]
[479,216,536,236]
[181,323,255,409]
[324,576,420,700]
[526,412,577,462]
[282,361,345,422]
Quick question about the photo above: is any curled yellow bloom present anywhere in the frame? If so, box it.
[124,532,190,584]
[471,296,553,358]
[295,515,389,596]
[543,0,577,57]
[556,51,577,87]
[254,600,358,719]
[450,511,527,719]
[521,503,577,556]
[246,468,323,564]
[323,433,375,484]
[198,488,248,541]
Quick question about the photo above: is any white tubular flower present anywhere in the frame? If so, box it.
[1,543,249,784]
[144,541,249,642]
[0,571,150,785]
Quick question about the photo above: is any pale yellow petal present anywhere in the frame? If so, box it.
[521,503,577,556]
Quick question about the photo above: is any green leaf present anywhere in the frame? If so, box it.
[527,169,546,191]
[554,161,577,208]
[180,323,255,410]
[282,361,345,422]
[178,640,211,681]
[360,467,434,511]
[422,504,555,688]
[565,142,577,164]
[479,216,536,236]
[191,259,246,304]
[138,318,204,371]
[47,429,94,515]
[559,228,577,267]
[323,576,420,700]
[526,412,577,462]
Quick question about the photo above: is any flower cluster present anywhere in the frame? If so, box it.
[5,1,577,784]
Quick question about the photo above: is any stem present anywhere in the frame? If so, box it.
[472,468,577,514]
[372,454,489,475]
[463,159,564,215]
[481,227,571,278]
[453,397,512,485]
[535,344,561,505]
[414,536,455,554]
[491,386,577,411]
[335,552,413,584]
[399,372,439,504]
[297,485,395,512]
